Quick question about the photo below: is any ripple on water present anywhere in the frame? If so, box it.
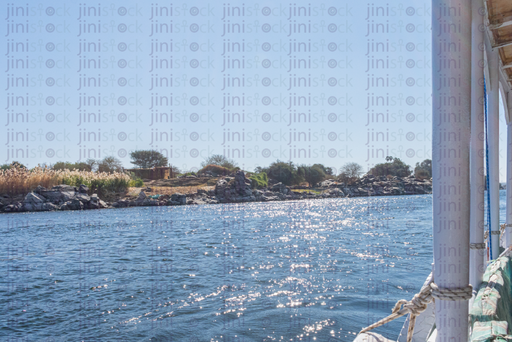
[0,194,442,341]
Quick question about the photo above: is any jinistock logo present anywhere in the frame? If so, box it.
[2,1,433,168]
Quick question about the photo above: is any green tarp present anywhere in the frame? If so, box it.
[470,255,512,341]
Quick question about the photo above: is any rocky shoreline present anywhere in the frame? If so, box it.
[0,171,432,213]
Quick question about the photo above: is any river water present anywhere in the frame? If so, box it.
[3,192,500,342]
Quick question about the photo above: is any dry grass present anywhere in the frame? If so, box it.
[127,185,215,198]
[0,166,131,197]
[291,189,323,195]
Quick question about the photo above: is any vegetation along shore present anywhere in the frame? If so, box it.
[0,151,433,213]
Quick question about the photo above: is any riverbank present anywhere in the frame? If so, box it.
[0,171,432,213]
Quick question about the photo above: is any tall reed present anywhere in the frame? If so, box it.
[0,166,130,197]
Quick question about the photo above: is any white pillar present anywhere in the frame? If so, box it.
[432,0,471,340]
[469,0,485,291]
[507,122,512,248]
[487,42,500,260]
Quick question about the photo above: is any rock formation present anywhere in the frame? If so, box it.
[3,184,108,213]
[0,173,433,213]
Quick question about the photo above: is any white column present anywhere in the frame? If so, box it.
[432,0,471,340]
[487,42,500,260]
[507,121,512,248]
[469,0,485,291]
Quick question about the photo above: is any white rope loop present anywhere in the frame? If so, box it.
[359,281,472,342]
[430,283,473,301]
[470,243,486,249]
[484,230,501,239]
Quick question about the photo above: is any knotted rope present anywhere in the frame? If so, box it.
[359,280,472,342]
[484,230,501,239]
[470,243,486,249]
[501,223,511,236]
[430,283,472,301]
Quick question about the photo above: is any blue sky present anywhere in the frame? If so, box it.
[1,0,509,180]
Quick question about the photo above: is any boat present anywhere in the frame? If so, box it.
[354,0,512,341]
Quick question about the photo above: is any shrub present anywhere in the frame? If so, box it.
[52,161,92,171]
[414,159,432,179]
[299,165,326,187]
[198,164,230,176]
[130,150,168,168]
[129,178,144,187]
[97,156,124,173]
[1,161,26,170]
[368,157,412,177]
[200,154,238,170]
[249,172,268,189]
[338,162,363,185]
[260,161,303,186]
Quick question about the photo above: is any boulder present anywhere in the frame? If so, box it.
[271,182,290,194]
[60,199,84,211]
[75,193,90,204]
[135,190,147,205]
[112,200,130,208]
[33,185,47,194]
[38,184,76,203]
[189,196,218,205]
[169,193,186,205]
[42,202,58,211]
[38,190,63,203]
[22,192,46,211]
[214,171,254,203]
[320,180,337,188]
[326,188,344,197]
[4,204,19,212]
[52,184,77,192]
[2,184,114,213]
[142,198,159,206]
[24,192,45,204]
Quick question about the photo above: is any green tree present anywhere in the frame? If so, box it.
[97,156,124,173]
[200,154,238,170]
[130,150,168,169]
[301,165,326,187]
[414,159,432,179]
[85,158,98,172]
[338,162,363,184]
[262,161,303,186]
[199,164,230,176]
[368,157,412,177]
[249,172,268,189]
[1,161,26,170]
[53,161,92,171]
[311,163,334,176]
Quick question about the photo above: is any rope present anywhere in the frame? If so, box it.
[359,280,472,341]
[470,243,486,249]
[484,76,493,259]
[501,224,508,236]
[430,283,473,301]
[484,230,501,239]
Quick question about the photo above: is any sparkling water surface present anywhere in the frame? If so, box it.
[2,193,465,342]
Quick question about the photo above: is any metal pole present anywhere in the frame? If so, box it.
[432,0,471,340]
[507,122,512,248]
[486,40,500,260]
[469,0,485,292]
